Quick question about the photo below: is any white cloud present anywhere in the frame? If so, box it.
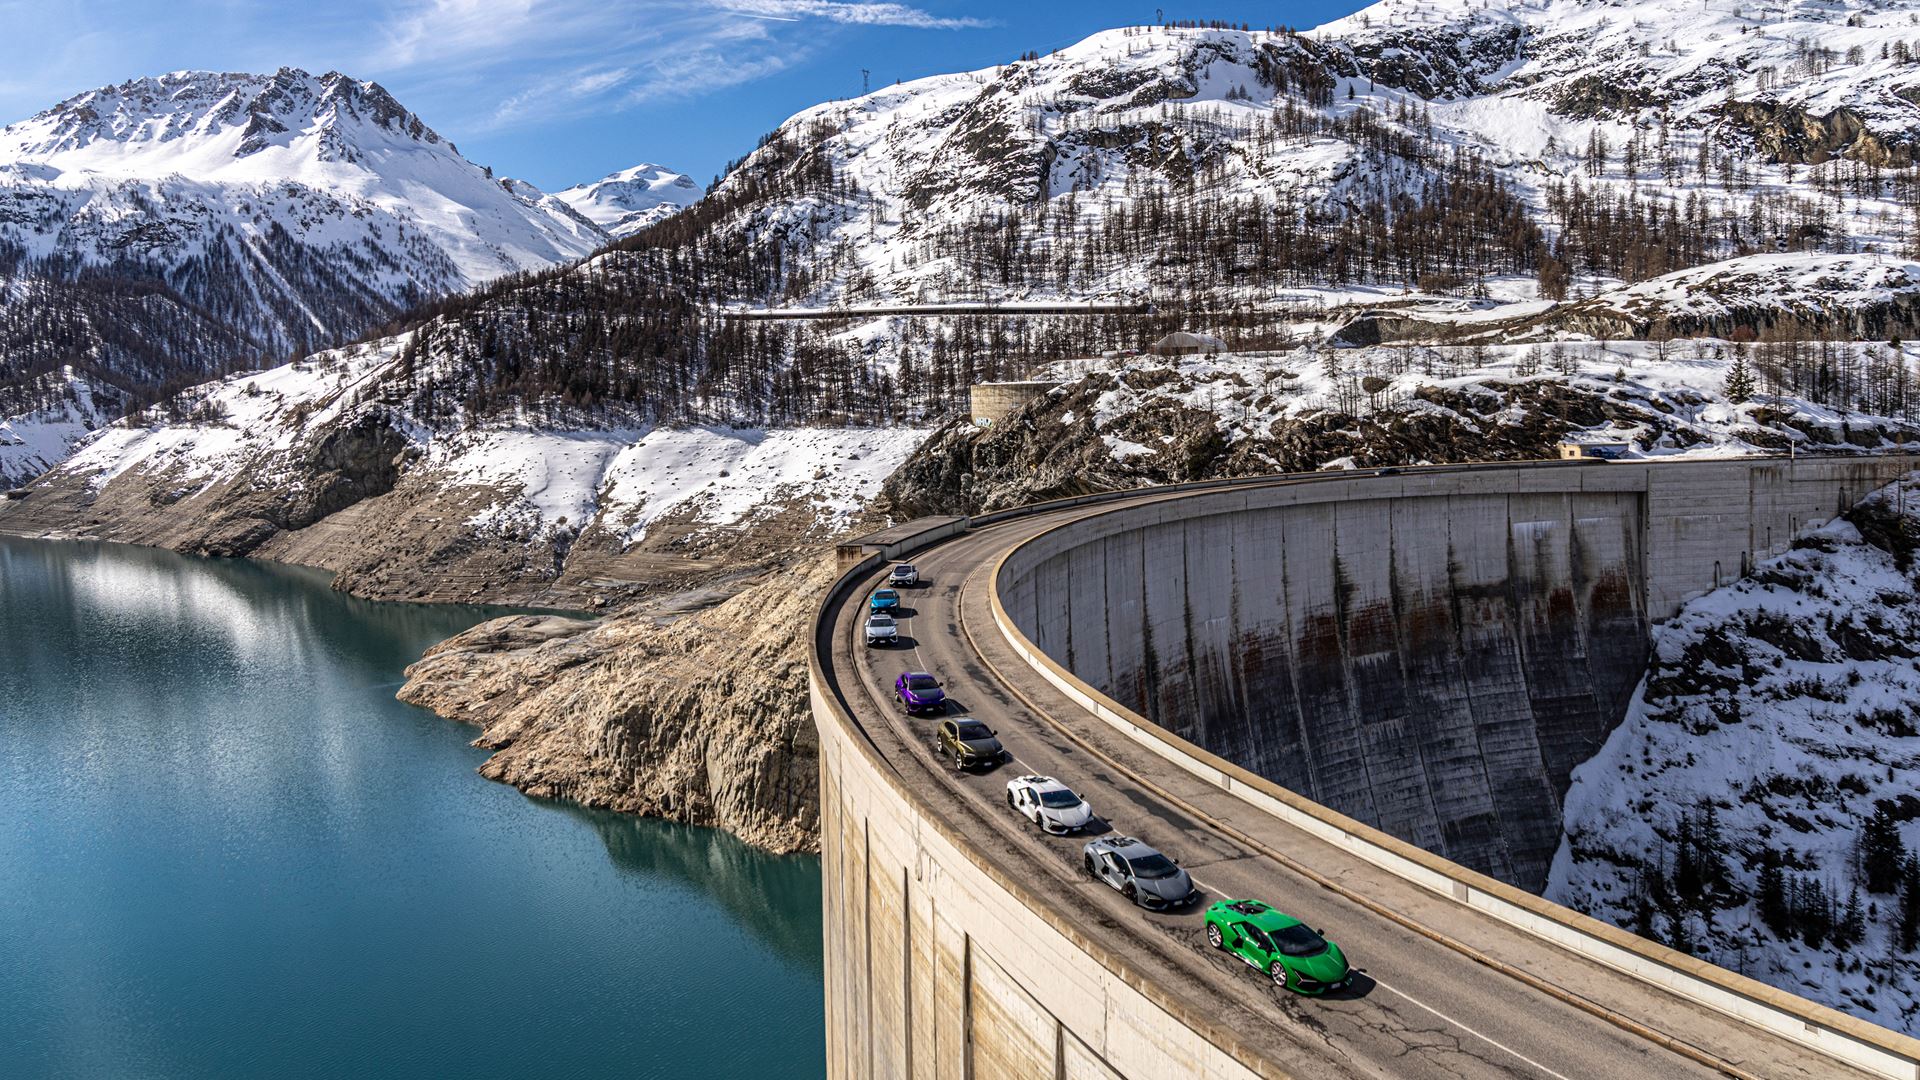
[714,1,989,29]
[365,0,983,132]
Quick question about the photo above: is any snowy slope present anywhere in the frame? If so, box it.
[0,369,127,488]
[656,0,1920,317]
[29,334,929,553]
[554,163,700,238]
[1549,475,1920,1033]
[0,68,684,486]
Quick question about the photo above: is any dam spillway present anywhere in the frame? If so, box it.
[994,459,1910,891]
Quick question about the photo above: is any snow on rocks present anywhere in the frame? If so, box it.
[1041,334,1918,468]
[0,370,127,489]
[1549,474,1920,1033]
[452,424,931,546]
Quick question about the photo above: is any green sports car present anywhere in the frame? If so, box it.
[1204,899,1351,994]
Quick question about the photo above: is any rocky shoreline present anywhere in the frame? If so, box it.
[395,557,831,854]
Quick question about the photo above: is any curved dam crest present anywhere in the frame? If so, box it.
[996,462,1901,891]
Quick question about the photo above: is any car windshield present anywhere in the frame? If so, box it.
[869,615,894,626]
[906,675,938,689]
[1038,789,1081,809]
[1271,924,1328,957]
[876,590,897,599]
[1127,853,1179,879]
[955,721,992,740]
[895,565,914,574]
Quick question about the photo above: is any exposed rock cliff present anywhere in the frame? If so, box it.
[395,555,834,854]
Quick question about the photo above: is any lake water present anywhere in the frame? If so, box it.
[0,536,825,1079]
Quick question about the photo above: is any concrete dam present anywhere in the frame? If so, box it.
[994,460,1906,891]
[815,455,1920,1080]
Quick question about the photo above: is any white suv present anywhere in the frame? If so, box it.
[889,563,919,587]
[865,613,899,647]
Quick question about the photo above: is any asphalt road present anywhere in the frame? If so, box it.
[828,493,1881,1080]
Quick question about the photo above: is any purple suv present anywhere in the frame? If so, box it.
[894,671,946,715]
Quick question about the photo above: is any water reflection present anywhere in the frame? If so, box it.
[0,535,825,1080]
[560,801,824,967]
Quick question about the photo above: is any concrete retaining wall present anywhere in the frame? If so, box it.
[968,382,1061,428]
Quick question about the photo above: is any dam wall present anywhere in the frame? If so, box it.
[995,457,1917,890]
[811,537,1277,1080]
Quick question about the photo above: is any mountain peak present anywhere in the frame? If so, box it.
[0,67,450,168]
[554,162,700,237]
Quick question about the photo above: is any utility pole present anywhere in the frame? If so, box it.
[862,69,870,95]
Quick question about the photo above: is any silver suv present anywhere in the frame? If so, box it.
[889,563,919,587]
[864,613,898,647]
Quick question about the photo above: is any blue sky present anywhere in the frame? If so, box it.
[0,1,1369,191]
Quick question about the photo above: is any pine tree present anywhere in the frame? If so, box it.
[1862,804,1908,894]
[1836,888,1866,950]
[1900,856,1920,952]
[1758,848,1789,934]
[1724,355,1757,403]
[1800,878,1833,948]
[1693,804,1731,911]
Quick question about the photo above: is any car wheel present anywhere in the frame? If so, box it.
[1122,883,1137,904]
[1005,791,1015,809]
[1083,855,1097,878]
[1270,962,1289,989]
[1206,924,1223,950]
[953,753,964,772]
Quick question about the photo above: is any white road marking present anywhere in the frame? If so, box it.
[1372,978,1580,1080]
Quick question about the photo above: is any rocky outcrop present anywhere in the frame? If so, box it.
[1717,100,1906,165]
[1549,475,1920,1031]
[395,556,835,854]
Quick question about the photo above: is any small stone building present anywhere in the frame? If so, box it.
[1148,331,1225,356]
[1557,436,1632,460]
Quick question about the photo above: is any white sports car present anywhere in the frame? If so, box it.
[1005,774,1094,834]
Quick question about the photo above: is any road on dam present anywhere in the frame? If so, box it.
[826,479,1882,1080]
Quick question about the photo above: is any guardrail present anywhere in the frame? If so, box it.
[981,459,1920,1080]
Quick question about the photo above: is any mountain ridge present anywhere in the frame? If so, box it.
[0,66,693,485]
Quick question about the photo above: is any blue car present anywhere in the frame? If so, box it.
[870,588,901,612]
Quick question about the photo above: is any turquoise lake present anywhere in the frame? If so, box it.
[0,535,825,1079]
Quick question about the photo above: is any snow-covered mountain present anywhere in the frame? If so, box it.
[18,3,1920,520]
[1550,474,1920,1033]
[0,67,699,485]
[661,0,1920,314]
[554,163,701,238]
[0,68,606,291]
